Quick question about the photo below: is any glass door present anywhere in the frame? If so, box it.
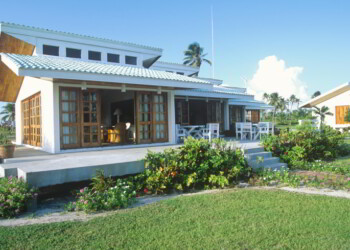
[136,92,152,144]
[81,89,101,147]
[60,88,80,149]
[153,93,168,142]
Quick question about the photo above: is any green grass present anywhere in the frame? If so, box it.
[1,189,350,249]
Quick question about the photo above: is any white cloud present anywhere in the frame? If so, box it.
[247,55,308,101]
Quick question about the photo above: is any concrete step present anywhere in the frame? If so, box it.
[265,163,288,171]
[244,151,272,161]
[244,147,265,154]
[248,157,280,169]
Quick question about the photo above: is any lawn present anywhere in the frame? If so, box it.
[1,189,350,249]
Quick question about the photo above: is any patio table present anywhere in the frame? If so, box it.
[181,125,205,139]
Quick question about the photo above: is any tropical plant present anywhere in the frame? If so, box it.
[346,108,350,123]
[311,91,321,99]
[0,103,15,127]
[183,42,211,70]
[313,106,333,128]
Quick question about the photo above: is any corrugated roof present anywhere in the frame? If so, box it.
[0,22,162,52]
[189,86,253,96]
[0,53,211,84]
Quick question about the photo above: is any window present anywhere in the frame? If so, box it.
[177,72,184,75]
[43,45,59,56]
[125,56,137,65]
[166,71,173,73]
[66,48,81,59]
[107,53,120,63]
[245,110,260,123]
[88,51,101,61]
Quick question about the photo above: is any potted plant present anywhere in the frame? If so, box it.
[0,128,15,159]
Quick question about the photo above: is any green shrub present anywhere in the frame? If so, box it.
[66,170,136,213]
[134,138,250,194]
[0,127,12,146]
[262,124,348,168]
[0,176,37,218]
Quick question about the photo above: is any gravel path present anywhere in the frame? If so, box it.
[1,187,349,227]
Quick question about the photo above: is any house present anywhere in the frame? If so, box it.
[0,22,271,154]
[300,82,350,130]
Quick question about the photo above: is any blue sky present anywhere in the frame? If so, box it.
[1,0,350,108]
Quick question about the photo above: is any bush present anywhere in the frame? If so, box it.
[0,127,12,146]
[133,138,250,194]
[262,124,348,168]
[0,176,37,218]
[66,170,136,213]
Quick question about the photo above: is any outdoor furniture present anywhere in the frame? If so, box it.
[202,123,220,141]
[254,122,269,140]
[175,124,187,143]
[181,125,205,139]
[242,122,253,140]
[235,122,243,139]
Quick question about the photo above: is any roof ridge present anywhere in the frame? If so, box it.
[0,21,163,52]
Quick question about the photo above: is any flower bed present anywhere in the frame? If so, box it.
[132,138,250,194]
[66,170,136,213]
[0,176,37,218]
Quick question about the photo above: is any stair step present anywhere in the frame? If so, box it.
[248,157,280,168]
[265,163,288,171]
[244,147,265,154]
[244,151,272,161]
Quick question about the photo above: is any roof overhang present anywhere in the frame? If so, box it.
[174,89,254,99]
[300,82,350,108]
[0,53,213,98]
[229,99,274,110]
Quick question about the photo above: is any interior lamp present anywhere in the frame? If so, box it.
[113,108,123,123]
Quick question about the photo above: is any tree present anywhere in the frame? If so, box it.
[313,106,333,128]
[263,92,285,123]
[183,42,212,70]
[311,91,321,99]
[0,103,15,127]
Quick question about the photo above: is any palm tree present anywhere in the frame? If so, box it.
[183,42,212,70]
[311,91,321,99]
[263,92,281,123]
[0,103,15,127]
[313,106,333,129]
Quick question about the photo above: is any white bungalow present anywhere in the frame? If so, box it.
[300,83,350,130]
[0,22,271,154]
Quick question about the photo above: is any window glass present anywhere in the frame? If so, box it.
[125,56,137,65]
[107,53,120,63]
[43,45,59,56]
[88,51,101,61]
[66,48,81,58]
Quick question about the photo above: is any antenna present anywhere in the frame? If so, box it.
[211,5,215,79]
[240,76,248,93]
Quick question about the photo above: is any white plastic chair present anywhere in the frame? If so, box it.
[258,122,269,139]
[268,122,274,134]
[175,124,187,143]
[236,122,243,139]
[242,122,253,140]
[202,123,220,141]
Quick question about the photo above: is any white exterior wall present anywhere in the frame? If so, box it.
[15,76,55,153]
[314,89,350,129]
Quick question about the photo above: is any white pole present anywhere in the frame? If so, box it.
[211,5,215,79]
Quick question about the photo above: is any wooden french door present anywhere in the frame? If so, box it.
[22,92,41,147]
[81,90,101,147]
[60,88,80,149]
[136,92,168,144]
[60,88,101,149]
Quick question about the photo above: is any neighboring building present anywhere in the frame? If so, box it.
[300,83,350,130]
[0,22,271,154]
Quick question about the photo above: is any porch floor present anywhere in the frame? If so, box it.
[0,139,261,187]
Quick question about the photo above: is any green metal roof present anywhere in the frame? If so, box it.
[0,53,211,85]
